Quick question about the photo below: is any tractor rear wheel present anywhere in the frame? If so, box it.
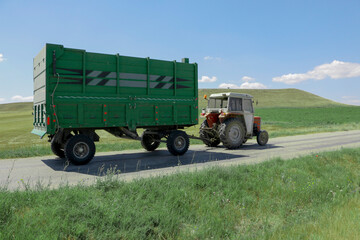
[166,130,189,156]
[141,131,161,151]
[257,130,269,146]
[199,120,220,147]
[219,118,245,149]
[64,134,96,165]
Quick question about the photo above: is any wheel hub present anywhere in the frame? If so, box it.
[73,142,89,159]
[174,136,186,151]
[229,125,241,142]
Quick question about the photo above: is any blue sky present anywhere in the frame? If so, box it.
[1,0,360,105]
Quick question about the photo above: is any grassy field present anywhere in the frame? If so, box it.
[1,148,360,239]
[0,89,359,159]
[257,106,360,138]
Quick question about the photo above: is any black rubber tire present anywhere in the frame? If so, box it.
[199,120,220,147]
[141,131,161,151]
[257,130,269,146]
[166,130,190,156]
[64,134,96,165]
[219,118,245,149]
[51,138,65,158]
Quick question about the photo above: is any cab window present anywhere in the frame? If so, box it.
[208,98,228,108]
[228,98,242,111]
[244,99,253,113]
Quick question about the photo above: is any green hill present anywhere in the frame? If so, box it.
[0,102,33,113]
[199,88,344,109]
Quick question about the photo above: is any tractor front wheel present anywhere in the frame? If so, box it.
[219,118,245,149]
[257,130,269,146]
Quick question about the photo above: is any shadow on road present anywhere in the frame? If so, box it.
[42,143,281,176]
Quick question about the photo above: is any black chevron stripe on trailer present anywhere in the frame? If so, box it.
[98,79,110,86]
[85,78,93,84]
[176,77,191,82]
[155,82,168,88]
[87,71,111,86]
[164,77,174,83]
[166,84,191,89]
[54,70,192,89]
[56,70,191,83]
[176,84,191,89]
[97,72,111,85]
[155,76,166,82]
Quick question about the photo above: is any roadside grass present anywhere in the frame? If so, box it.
[1,89,359,159]
[272,197,360,240]
[1,148,360,239]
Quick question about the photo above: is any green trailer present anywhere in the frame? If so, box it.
[32,44,198,165]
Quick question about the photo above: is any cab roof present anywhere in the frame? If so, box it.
[209,92,253,99]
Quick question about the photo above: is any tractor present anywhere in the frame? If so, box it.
[199,92,268,149]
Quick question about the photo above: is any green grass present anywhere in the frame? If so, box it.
[1,148,360,239]
[258,106,360,138]
[0,89,359,159]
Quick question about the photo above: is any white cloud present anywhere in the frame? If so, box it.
[240,82,267,89]
[218,83,239,89]
[273,60,360,85]
[219,82,267,89]
[341,96,360,105]
[204,56,221,61]
[0,53,4,62]
[242,76,255,82]
[0,98,5,102]
[199,76,217,83]
[11,95,33,102]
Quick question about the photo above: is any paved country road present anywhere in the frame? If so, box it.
[1,130,360,190]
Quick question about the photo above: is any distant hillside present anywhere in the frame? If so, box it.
[199,88,345,108]
[0,102,33,112]
[0,89,346,113]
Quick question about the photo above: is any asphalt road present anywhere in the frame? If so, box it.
[1,130,360,190]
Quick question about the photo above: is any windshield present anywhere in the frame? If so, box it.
[208,98,228,108]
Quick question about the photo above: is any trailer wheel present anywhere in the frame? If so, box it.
[219,118,245,149]
[141,131,161,151]
[64,134,96,165]
[257,130,269,146]
[51,138,65,158]
[166,130,189,156]
[199,120,220,147]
